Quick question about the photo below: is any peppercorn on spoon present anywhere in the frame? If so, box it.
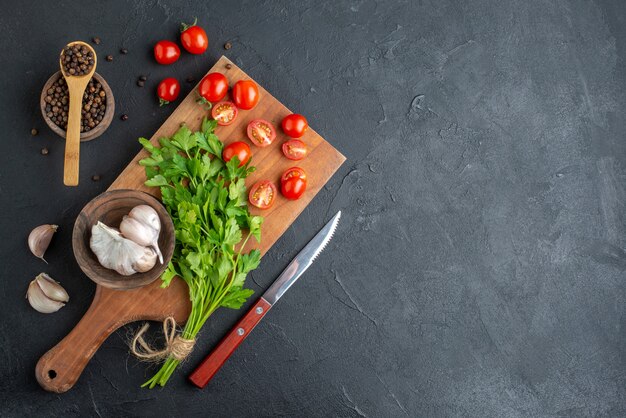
[59,41,97,186]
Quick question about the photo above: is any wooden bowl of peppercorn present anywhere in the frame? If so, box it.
[40,71,115,142]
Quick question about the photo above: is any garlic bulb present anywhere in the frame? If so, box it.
[26,273,69,313]
[90,221,157,276]
[121,206,163,264]
[28,224,58,263]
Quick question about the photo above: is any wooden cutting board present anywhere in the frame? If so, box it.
[35,56,345,393]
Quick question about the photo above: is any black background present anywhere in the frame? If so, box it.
[1,1,625,417]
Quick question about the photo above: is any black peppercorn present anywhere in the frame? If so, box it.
[92,37,101,45]
[137,80,145,87]
[44,76,107,132]
[105,55,113,62]
[139,75,147,81]
[61,44,94,77]
[121,114,129,121]
[225,63,232,70]
[41,147,49,155]
[31,128,38,136]
[224,42,232,50]
[120,48,128,54]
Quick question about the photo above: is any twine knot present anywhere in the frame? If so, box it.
[131,317,195,362]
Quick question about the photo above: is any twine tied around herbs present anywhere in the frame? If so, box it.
[130,317,195,362]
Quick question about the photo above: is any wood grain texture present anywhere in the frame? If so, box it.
[36,55,345,392]
[62,41,97,186]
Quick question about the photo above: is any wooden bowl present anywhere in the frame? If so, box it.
[40,71,115,142]
[73,190,175,290]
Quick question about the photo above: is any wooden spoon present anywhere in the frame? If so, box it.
[59,41,97,186]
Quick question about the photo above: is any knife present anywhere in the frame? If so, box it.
[188,211,342,388]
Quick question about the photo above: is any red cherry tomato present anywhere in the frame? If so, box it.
[281,175,307,200]
[247,120,276,147]
[198,73,229,103]
[232,80,260,110]
[282,139,307,161]
[281,114,308,138]
[222,141,251,167]
[281,167,307,183]
[211,101,238,126]
[180,20,208,54]
[249,180,277,209]
[157,78,180,106]
[154,40,181,65]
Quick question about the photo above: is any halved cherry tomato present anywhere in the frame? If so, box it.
[180,19,208,54]
[282,139,307,161]
[157,78,180,106]
[247,119,276,147]
[249,180,277,209]
[154,40,180,65]
[199,73,229,103]
[211,101,238,126]
[281,114,308,138]
[232,80,260,110]
[281,167,307,183]
[223,141,251,167]
[280,169,306,200]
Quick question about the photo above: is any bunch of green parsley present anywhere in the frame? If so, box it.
[138,118,263,388]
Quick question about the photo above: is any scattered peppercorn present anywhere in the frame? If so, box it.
[137,80,145,87]
[61,44,95,77]
[224,42,232,50]
[121,114,129,121]
[185,76,195,84]
[105,55,113,62]
[41,147,49,155]
[31,128,38,136]
[44,76,107,133]
[139,75,147,82]
[120,48,128,54]
[92,37,101,45]
[225,63,232,70]
[92,175,101,181]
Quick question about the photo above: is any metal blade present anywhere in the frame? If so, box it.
[262,211,341,304]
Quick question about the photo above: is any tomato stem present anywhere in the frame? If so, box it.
[180,17,198,32]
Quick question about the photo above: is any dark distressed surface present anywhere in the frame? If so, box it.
[1,0,625,416]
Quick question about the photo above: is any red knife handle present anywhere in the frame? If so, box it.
[189,297,272,388]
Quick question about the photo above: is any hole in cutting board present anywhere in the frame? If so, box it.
[48,369,57,379]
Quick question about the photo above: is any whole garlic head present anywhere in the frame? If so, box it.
[90,221,157,276]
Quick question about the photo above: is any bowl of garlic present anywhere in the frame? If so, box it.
[72,189,175,290]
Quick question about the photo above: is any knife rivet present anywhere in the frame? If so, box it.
[237,328,245,336]
[256,307,263,314]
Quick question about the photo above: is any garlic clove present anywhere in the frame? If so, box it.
[120,216,163,264]
[132,246,158,273]
[26,276,67,313]
[35,273,69,303]
[28,224,58,263]
[128,205,161,232]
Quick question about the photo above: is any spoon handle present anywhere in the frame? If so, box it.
[63,85,82,186]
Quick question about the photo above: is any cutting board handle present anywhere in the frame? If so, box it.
[35,286,127,393]
[35,278,191,393]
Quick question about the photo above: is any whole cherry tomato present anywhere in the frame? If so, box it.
[180,19,208,54]
[198,73,229,103]
[280,167,307,200]
[222,141,251,167]
[154,40,180,65]
[157,78,180,106]
[281,114,308,138]
[232,80,259,110]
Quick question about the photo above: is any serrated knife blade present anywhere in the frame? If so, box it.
[189,211,342,388]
